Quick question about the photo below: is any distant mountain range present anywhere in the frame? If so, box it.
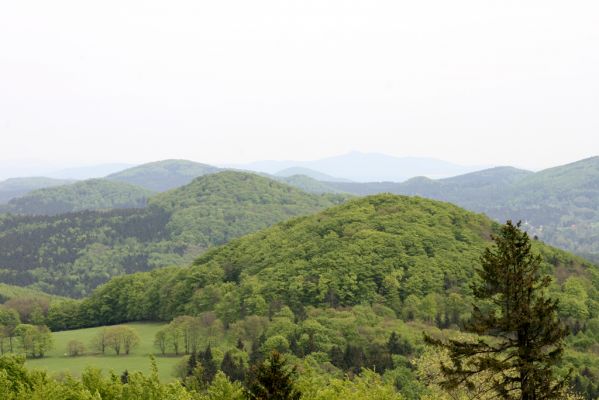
[229,151,487,182]
[274,167,350,182]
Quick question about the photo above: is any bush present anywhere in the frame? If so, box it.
[66,340,85,357]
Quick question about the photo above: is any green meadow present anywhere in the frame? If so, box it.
[25,322,183,382]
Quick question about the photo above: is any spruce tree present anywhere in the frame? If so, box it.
[221,350,245,382]
[246,351,301,400]
[199,345,217,385]
[426,221,569,400]
[187,351,197,377]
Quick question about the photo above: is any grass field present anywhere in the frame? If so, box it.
[25,322,184,382]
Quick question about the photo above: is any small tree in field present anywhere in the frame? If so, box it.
[426,221,570,400]
[91,328,108,355]
[104,326,140,356]
[67,340,85,357]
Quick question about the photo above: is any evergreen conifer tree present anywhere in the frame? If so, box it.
[221,350,245,382]
[199,344,217,385]
[426,221,569,400]
[246,351,301,400]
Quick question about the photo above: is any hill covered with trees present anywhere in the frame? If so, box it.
[106,159,222,192]
[0,172,345,297]
[0,177,75,204]
[306,158,599,261]
[0,179,153,216]
[78,194,595,328]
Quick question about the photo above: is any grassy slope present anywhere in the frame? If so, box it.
[25,322,181,382]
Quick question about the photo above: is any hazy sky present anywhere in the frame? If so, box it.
[1,0,598,170]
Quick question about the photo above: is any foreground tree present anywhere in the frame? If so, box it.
[427,221,570,399]
[246,351,301,400]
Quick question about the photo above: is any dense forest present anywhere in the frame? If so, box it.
[0,172,345,297]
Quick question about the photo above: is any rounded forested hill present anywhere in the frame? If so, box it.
[149,170,348,247]
[84,193,595,325]
[0,179,152,216]
[106,159,222,192]
[0,172,346,297]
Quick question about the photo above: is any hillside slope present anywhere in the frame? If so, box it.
[0,177,75,204]
[82,194,595,326]
[323,160,599,260]
[106,159,221,192]
[0,179,152,216]
[0,172,345,297]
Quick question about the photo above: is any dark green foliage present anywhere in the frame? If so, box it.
[427,221,569,399]
[199,345,217,385]
[221,350,246,382]
[106,159,222,192]
[187,350,198,377]
[120,369,129,384]
[0,207,171,296]
[0,178,152,216]
[246,351,301,400]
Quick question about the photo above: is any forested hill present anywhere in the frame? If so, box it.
[0,179,152,216]
[106,159,222,192]
[0,172,345,297]
[0,177,75,204]
[149,171,347,246]
[81,194,595,329]
[307,158,599,261]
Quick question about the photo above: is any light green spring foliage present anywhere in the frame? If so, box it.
[0,353,407,400]
[298,369,403,400]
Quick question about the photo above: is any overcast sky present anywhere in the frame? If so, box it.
[1,0,598,170]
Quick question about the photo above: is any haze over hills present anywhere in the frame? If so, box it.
[0,171,345,296]
[106,159,222,192]
[229,151,488,182]
[274,167,349,182]
[47,163,135,180]
[0,177,75,204]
